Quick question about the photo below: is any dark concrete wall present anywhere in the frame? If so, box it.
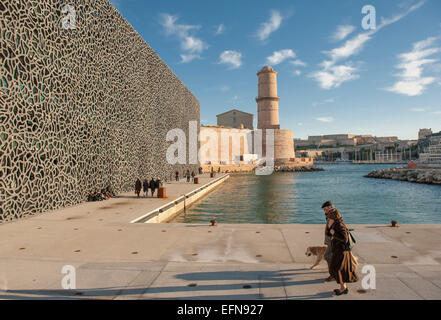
[0,0,199,221]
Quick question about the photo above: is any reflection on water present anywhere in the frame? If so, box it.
[173,164,441,224]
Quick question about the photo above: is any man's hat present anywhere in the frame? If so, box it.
[321,200,334,208]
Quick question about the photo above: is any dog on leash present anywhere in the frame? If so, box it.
[305,246,328,269]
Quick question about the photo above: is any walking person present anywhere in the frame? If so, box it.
[191,171,195,183]
[322,201,335,282]
[175,171,180,182]
[143,179,149,198]
[325,202,359,295]
[149,177,156,197]
[135,178,142,198]
[186,170,191,183]
[155,177,161,189]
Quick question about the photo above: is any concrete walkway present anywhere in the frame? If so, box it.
[0,175,441,299]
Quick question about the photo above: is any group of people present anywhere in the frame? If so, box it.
[135,178,162,198]
[87,186,116,202]
[321,200,359,296]
[175,170,196,183]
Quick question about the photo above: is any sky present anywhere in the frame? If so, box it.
[109,0,441,140]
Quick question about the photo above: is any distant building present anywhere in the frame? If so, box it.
[375,137,398,143]
[419,131,441,164]
[418,128,432,140]
[295,134,358,148]
[199,125,255,165]
[295,134,402,149]
[216,109,254,129]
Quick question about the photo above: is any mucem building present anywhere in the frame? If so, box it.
[0,1,200,221]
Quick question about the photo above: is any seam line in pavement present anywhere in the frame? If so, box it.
[135,261,169,299]
[279,228,295,263]
[397,277,425,300]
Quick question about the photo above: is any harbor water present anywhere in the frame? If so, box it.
[173,164,441,224]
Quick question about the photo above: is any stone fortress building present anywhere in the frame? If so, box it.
[216,109,254,130]
[200,66,311,169]
[0,0,199,222]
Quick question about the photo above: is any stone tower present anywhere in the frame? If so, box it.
[256,66,295,162]
[256,66,280,130]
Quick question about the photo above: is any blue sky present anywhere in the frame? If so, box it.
[110,0,441,140]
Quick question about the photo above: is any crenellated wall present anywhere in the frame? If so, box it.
[0,0,199,222]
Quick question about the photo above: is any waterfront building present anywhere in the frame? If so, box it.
[216,109,254,130]
[419,128,433,140]
[419,131,441,165]
[295,134,400,149]
[199,125,254,165]
[0,0,199,221]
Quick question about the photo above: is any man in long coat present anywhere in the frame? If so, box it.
[326,203,359,295]
[322,201,335,282]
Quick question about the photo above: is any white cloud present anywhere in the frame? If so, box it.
[325,33,371,63]
[159,14,208,63]
[266,49,296,65]
[289,59,306,76]
[316,117,334,123]
[312,98,335,107]
[332,25,356,42]
[180,54,200,63]
[432,111,441,114]
[377,0,426,31]
[410,107,426,112]
[290,59,307,67]
[310,63,359,89]
[311,1,426,89]
[387,78,436,96]
[181,36,207,53]
[387,36,440,96]
[160,14,199,37]
[215,24,225,35]
[256,10,283,42]
[219,50,242,69]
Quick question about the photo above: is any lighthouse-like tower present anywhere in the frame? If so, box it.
[256,66,280,130]
[256,66,295,162]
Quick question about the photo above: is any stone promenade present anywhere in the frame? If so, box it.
[0,174,440,299]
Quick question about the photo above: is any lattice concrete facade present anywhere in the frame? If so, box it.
[0,0,199,222]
